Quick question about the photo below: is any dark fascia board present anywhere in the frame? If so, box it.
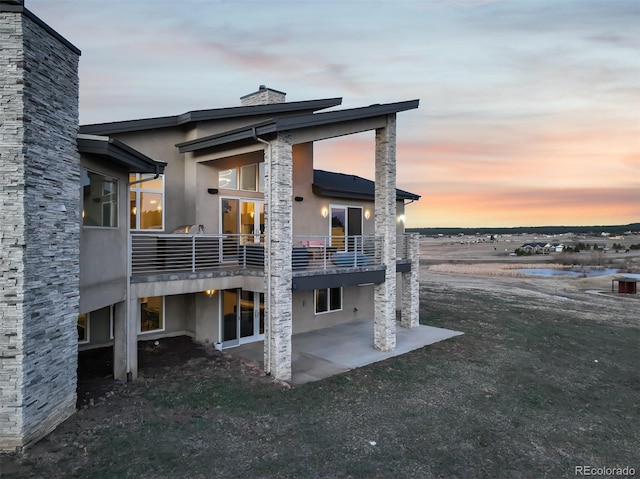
[77,134,166,174]
[311,184,421,202]
[0,4,82,55]
[176,99,420,153]
[79,98,342,136]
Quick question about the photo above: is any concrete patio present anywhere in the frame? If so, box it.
[231,319,464,385]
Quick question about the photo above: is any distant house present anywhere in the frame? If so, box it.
[519,242,564,254]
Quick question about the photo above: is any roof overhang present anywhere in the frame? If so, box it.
[77,134,166,174]
[176,99,420,154]
[78,97,343,136]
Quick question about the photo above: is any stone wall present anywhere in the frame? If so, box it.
[0,7,80,451]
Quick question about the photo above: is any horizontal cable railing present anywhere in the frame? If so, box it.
[292,235,383,272]
[131,233,386,275]
[131,234,264,275]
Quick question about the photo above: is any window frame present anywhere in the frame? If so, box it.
[139,296,165,334]
[78,313,90,344]
[130,173,165,231]
[81,168,119,228]
[314,287,343,315]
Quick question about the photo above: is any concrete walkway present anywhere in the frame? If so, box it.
[231,319,463,385]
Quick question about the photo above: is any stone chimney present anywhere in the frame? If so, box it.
[240,85,286,106]
[0,1,81,451]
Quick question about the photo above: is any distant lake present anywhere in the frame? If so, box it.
[517,268,618,278]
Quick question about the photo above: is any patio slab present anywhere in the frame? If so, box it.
[231,319,463,385]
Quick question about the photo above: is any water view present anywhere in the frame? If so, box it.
[517,268,618,278]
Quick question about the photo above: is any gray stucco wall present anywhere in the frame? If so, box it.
[0,10,80,450]
[79,156,128,314]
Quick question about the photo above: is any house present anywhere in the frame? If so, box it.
[1,2,421,450]
[519,242,564,254]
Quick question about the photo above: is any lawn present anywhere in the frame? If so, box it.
[2,275,638,478]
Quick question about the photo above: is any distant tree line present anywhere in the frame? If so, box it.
[408,223,640,237]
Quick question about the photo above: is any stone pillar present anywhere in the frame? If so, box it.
[0,3,81,451]
[263,134,293,381]
[401,233,420,328]
[112,301,127,381]
[374,114,397,352]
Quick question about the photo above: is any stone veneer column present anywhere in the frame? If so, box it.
[374,114,397,351]
[401,233,420,328]
[0,4,81,451]
[263,134,293,381]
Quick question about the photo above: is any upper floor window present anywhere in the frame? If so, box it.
[82,169,118,227]
[219,162,265,192]
[130,174,164,231]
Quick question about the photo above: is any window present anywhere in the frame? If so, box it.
[240,164,257,191]
[219,163,265,192]
[219,168,238,189]
[140,296,164,333]
[258,162,265,193]
[315,287,342,314]
[78,313,89,343]
[130,174,164,230]
[82,169,118,227]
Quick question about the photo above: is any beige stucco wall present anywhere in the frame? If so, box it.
[291,285,375,335]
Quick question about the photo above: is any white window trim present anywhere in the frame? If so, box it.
[130,173,165,232]
[314,287,343,315]
[138,296,166,334]
[82,168,119,229]
[78,312,90,344]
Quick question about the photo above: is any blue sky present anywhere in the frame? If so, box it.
[29,0,640,227]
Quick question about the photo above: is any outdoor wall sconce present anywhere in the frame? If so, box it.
[321,207,329,218]
[294,196,304,202]
[205,289,216,297]
[364,210,371,220]
[207,188,219,195]
[397,214,406,224]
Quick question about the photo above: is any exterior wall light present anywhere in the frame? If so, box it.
[364,210,371,220]
[321,207,329,218]
[397,214,406,224]
[205,289,216,297]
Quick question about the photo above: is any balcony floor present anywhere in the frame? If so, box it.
[231,319,463,385]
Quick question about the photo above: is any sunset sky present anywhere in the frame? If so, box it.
[29,0,640,228]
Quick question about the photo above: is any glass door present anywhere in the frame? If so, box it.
[330,206,362,251]
[220,289,265,348]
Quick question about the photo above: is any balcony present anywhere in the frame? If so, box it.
[130,234,413,277]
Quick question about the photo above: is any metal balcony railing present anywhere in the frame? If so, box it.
[292,235,383,271]
[130,233,404,276]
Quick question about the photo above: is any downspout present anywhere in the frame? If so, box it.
[252,128,272,375]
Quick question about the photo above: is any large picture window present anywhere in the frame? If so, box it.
[315,287,342,314]
[82,169,118,227]
[140,296,164,333]
[130,174,164,230]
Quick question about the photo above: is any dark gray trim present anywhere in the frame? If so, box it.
[292,269,385,292]
[176,99,419,153]
[79,98,342,136]
[0,4,83,55]
[396,261,412,273]
[77,135,166,174]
